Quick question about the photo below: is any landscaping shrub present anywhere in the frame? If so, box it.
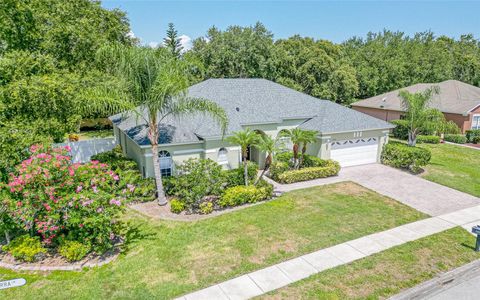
[170,198,185,214]
[224,161,258,187]
[166,159,226,209]
[276,160,341,184]
[466,130,480,143]
[269,161,290,181]
[219,184,272,207]
[416,135,440,144]
[275,152,325,168]
[59,240,91,262]
[91,146,156,203]
[199,202,213,214]
[391,119,409,140]
[443,134,467,144]
[381,142,431,173]
[1,145,127,253]
[2,235,46,262]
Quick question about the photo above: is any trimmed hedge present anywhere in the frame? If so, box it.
[275,160,340,184]
[391,119,409,140]
[466,130,480,144]
[444,134,467,144]
[416,135,440,144]
[219,182,273,207]
[381,142,431,173]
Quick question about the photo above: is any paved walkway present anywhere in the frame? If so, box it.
[267,164,480,216]
[177,204,480,300]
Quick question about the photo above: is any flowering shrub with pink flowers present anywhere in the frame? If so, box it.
[1,145,128,255]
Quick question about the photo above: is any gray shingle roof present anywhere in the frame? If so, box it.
[111,79,394,146]
[351,80,480,115]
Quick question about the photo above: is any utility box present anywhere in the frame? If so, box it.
[472,225,480,252]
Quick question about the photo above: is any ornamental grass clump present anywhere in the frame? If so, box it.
[1,145,130,257]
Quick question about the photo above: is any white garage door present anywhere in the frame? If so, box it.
[330,138,379,167]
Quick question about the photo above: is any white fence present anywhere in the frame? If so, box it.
[54,138,117,163]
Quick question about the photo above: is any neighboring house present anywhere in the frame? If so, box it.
[110,79,394,178]
[351,80,480,133]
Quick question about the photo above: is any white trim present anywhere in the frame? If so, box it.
[471,114,480,130]
[173,148,204,155]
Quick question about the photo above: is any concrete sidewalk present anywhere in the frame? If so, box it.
[177,205,480,300]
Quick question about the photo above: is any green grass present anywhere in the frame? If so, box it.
[259,227,480,299]
[0,182,425,300]
[420,143,480,197]
[77,129,113,140]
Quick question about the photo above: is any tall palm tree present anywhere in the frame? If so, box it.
[399,87,441,146]
[298,130,318,168]
[279,128,305,169]
[254,134,278,185]
[95,44,228,205]
[226,129,259,186]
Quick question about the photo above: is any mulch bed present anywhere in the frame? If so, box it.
[0,248,119,272]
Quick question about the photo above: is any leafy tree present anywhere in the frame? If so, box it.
[399,87,444,146]
[95,44,228,205]
[226,129,260,186]
[191,22,275,78]
[163,23,183,58]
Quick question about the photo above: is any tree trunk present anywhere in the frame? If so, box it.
[243,155,249,186]
[255,154,271,185]
[298,143,307,169]
[293,143,299,169]
[5,230,10,245]
[408,131,417,146]
[152,143,168,206]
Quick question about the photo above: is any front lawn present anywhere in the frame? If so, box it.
[259,227,480,299]
[0,182,425,299]
[420,143,480,197]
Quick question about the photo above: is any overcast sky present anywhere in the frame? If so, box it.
[102,0,480,49]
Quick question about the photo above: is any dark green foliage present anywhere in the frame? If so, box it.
[416,135,440,144]
[58,240,91,262]
[443,134,467,144]
[391,120,409,140]
[276,152,325,168]
[166,158,226,209]
[163,23,183,57]
[91,146,156,203]
[381,142,432,173]
[2,235,46,262]
[224,161,258,187]
[269,161,290,181]
[275,161,341,184]
[466,130,480,143]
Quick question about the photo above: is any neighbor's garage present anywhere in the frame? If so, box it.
[330,137,379,167]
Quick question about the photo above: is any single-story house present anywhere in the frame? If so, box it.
[110,79,394,178]
[351,80,480,133]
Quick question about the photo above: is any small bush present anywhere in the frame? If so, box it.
[466,130,480,143]
[276,160,340,184]
[219,185,272,207]
[2,235,46,262]
[68,133,79,141]
[224,161,258,187]
[170,199,185,214]
[275,152,325,168]
[199,202,213,214]
[416,135,440,144]
[59,240,91,262]
[444,134,467,144]
[391,120,409,140]
[381,142,431,173]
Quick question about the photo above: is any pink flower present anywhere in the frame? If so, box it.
[65,145,72,152]
[109,199,121,206]
[76,185,83,193]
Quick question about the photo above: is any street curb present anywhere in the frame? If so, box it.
[389,259,480,300]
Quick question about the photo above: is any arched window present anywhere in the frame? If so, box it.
[218,147,228,164]
[159,150,172,177]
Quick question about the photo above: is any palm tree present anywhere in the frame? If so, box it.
[399,87,442,146]
[226,129,259,186]
[279,128,306,169]
[298,130,318,168]
[254,134,278,185]
[95,44,228,205]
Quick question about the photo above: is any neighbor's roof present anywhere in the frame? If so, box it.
[351,80,480,115]
[111,79,393,146]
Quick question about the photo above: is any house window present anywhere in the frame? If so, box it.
[472,115,480,130]
[218,147,228,164]
[159,150,172,177]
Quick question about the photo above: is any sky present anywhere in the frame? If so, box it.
[102,1,480,50]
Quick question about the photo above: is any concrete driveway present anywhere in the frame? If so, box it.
[271,164,480,216]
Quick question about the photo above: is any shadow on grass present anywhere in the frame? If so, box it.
[460,242,477,251]
[120,222,157,253]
